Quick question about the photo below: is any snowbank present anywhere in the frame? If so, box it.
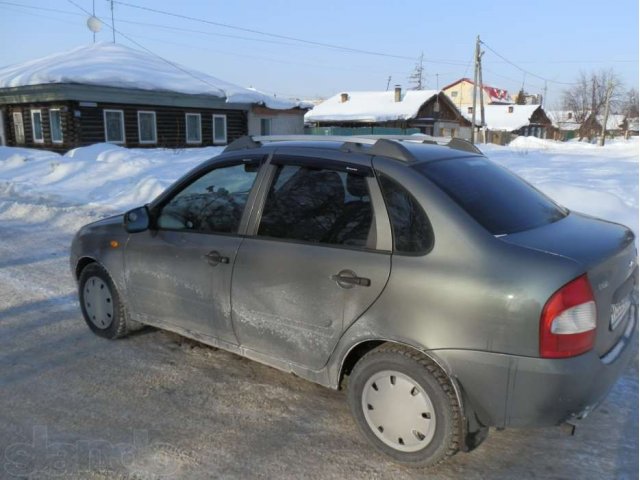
[0,137,637,239]
[0,144,223,210]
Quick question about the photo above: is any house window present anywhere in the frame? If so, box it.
[508,106,514,113]
[212,114,227,144]
[467,107,473,114]
[49,109,63,143]
[137,111,157,144]
[12,112,25,144]
[30,110,44,143]
[185,113,201,144]
[104,109,125,144]
[260,118,272,136]
[451,91,458,98]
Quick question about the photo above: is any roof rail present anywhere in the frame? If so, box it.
[223,134,482,159]
[447,137,482,154]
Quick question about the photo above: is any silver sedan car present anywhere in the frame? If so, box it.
[71,135,637,467]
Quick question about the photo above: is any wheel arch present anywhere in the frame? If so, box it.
[336,337,487,452]
[75,256,98,280]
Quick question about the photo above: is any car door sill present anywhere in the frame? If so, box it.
[136,316,333,388]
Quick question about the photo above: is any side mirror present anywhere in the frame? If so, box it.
[124,205,150,233]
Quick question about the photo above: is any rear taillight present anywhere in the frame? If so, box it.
[540,274,597,358]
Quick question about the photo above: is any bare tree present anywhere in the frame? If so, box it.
[562,70,623,140]
[621,88,639,118]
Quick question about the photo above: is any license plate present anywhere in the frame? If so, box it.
[610,296,632,331]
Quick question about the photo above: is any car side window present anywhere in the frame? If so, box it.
[257,164,374,248]
[378,173,433,254]
[157,163,258,234]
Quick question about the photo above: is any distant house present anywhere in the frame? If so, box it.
[442,77,513,107]
[460,104,552,145]
[547,110,582,140]
[0,43,310,151]
[627,118,639,137]
[305,87,472,139]
[579,113,627,140]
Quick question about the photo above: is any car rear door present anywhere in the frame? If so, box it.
[230,150,392,370]
[124,156,265,344]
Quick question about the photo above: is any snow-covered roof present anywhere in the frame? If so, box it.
[461,104,544,131]
[0,43,307,110]
[304,90,439,123]
[628,118,639,132]
[547,110,581,131]
[596,114,626,131]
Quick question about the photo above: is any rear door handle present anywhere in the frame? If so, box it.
[204,250,230,266]
[331,270,371,289]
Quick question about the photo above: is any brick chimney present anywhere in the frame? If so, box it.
[394,85,402,102]
[340,92,349,103]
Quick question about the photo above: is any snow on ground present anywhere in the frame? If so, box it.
[0,137,637,478]
[0,136,637,237]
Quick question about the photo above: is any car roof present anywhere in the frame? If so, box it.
[221,135,483,165]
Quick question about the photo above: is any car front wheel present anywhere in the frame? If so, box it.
[347,344,461,467]
[79,263,132,339]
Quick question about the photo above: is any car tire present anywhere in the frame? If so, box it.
[347,344,461,468]
[78,263,135,339]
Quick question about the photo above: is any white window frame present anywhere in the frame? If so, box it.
[12,111,25,144]
[30,109,44,143]
[185,113,202,144]
[212,114,227,144]
[49,108,63,144]
[260,117,272,136]
[137,110,157,144]
[103,109,126,144]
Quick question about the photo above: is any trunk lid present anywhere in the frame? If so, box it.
[502,212,637,356]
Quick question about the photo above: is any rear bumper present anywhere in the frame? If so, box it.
[438,309,637,428]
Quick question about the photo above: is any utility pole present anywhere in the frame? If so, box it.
[599,79,614,147]
[543,81,548,107]
[477,46,486,143]
[386,76,392,91]
[471,36,480,144]
[109,0,116,43]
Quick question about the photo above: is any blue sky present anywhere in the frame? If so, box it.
[0,0,637,107]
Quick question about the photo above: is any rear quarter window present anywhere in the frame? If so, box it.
[415,156,567,236]
[378,173,433,254]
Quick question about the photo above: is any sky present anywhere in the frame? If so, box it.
[0,0,638,108]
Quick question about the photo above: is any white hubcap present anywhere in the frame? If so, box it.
[83,276,114,329]
[362,370,436,452]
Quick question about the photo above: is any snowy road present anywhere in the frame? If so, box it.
[0,197,637,479]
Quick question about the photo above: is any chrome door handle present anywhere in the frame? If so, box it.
[331,270,371,289]
[204,250,230,266]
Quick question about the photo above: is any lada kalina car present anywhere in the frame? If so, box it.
[71,135,637,467]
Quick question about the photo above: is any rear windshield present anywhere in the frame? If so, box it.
[415,156,567,235]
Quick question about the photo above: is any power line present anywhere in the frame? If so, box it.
[112,0,418,61]
[111,0,468,66]
[480,39,580,86]
[65,0,228,96]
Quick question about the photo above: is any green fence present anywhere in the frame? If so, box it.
[305,126,421,136]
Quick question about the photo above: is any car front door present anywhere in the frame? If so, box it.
[230,152,393,370]
[124,157,263,343]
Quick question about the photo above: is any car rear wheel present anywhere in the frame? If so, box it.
[347,344,461,467]
[79,263,133,339]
